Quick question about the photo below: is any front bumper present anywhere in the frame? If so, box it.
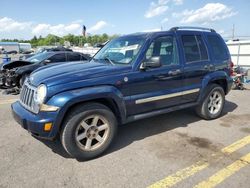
[0,75,6,87]
[11,101,60,139]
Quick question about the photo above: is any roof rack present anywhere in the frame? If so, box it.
[170,26,216,33]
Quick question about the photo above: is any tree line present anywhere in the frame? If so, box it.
[1,34,119,47]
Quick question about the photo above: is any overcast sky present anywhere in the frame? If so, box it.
[0,0,249,39]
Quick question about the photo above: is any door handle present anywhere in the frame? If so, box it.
[168,69,182,76]
[204,65,209,70]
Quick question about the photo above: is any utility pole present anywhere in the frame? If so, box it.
[232,24,235,40]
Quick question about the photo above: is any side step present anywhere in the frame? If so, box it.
[126,102,198,123]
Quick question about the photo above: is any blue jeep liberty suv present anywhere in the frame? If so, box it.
[12,27,233,160]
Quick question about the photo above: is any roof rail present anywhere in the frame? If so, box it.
[170,26,216,32]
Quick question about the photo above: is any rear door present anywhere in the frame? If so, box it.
[177,32,211,103]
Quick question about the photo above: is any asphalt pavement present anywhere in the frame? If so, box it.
[0,89,250,188]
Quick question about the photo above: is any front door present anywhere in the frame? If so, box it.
[127,35,184,115]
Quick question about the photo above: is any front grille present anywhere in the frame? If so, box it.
[20,82,39,114]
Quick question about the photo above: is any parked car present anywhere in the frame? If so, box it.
[12,27,233,160]
[19,47,73,60]
[0,51,90,89]
[6,50,18,55]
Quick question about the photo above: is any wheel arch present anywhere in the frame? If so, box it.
[199,71,230,102]
[46,86,127,136]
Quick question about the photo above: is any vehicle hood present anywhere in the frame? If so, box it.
[30,61,131,87]
[1,60,33,70]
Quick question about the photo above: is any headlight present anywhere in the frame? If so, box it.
[35,84,47,104]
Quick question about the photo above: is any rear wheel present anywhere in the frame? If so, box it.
[196,84,225,120]
[61,103,117,160]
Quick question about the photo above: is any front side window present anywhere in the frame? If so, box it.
[145,36,179,66]
[94,36,145,65]
[182,35,208,63]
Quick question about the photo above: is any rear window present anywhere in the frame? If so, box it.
[182,35,208,63]
[207,35,229,61]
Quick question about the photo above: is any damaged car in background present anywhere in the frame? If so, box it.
[0,51,90,93]
[19,46,74,61]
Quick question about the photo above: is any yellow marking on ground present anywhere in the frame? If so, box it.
[222,135,250,154]
[0,99,18,105]
[148,161,209,188]
[148,135,250,188]
[194,152,250,188]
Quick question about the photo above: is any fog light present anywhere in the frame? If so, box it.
[44,123,53,132]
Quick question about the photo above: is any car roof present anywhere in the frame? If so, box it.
[44,51,82,55]
[119,27,218,38]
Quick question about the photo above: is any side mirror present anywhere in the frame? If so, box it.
[141,56,161,70]
[43,60,51,64]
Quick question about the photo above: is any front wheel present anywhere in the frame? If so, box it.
[61,103,117,160]
[196,84,225,120]
[19,74,29,88]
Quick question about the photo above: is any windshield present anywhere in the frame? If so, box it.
[26,52,52,63]
[94,36,145,65]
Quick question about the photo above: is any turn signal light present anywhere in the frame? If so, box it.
[44,123,53,132]
[229,61,234,76]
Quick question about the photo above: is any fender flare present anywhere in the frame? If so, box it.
[46,85,126,129]
[198,71,230,101]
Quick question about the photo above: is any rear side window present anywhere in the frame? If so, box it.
[80,54,89,61]
[49,53,66,63]
[67,53,81,61]
[182,35,208,63]
[207,35,229,61]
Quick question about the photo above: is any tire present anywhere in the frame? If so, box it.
[196,84,225,120]
[61,103,117,160]
[19,74,29,88]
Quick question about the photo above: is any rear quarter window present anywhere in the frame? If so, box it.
[207,35,229,61]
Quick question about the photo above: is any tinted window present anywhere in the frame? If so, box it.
[146,36,179,66]
[67,53,81,61]
[80,55,88,61]
[197,36,208,60]
[49,53,66,63]
[182,35,208,63]
[207,35,228,61]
